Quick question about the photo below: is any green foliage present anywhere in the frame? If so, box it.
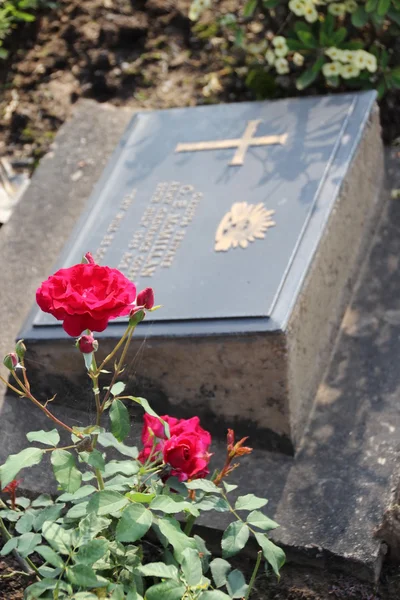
[0,0,52,59]
[188,0,400,98]
[0,322,285,599]
[0,424,285,598]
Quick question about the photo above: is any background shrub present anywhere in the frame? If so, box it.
[189,0,400,100]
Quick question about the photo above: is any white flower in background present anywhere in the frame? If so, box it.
[289,0,306,15]
[247,41,268,55]
[272,36,289,57]
[202,73,223,97]
[365,52,377,72]
[340,50,355,63]
[293,52,305,66]
[325,47,343,61]
[341,63,361,78]
[189,0,211,21]
[352,49,369,69]
[266,49,276,66]
[275,57,290,74]
[328,2,347,15]
[345,0,358,11]
[304,4,319,22]
[322,61,342,77]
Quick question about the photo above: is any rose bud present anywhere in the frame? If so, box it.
[129,308,145,327]
[15,340,26,359]
[77,334,98,354]
[137,287,155,310]
[3,353,19,371]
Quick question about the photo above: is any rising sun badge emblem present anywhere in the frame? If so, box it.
[214,202,276,252]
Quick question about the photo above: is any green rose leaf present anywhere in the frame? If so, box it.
[66,564,107,587]
[157,517,197,562]
[246,510,279,531]
[26,429,60,447]
[222,482,238,493]
[0,537,18,556]
[126,491,156,504]
[58,485,97,503]
[31,494,54,508]
[79,513,111,543]
[110,381,126,397]
[0,509,21,522]
[150,495,196,514]
[87,490,129,515]
[15,511,35,534]
[181,547,203,586]
[226,569,248,598]
[17,532,42,557]
[210,558,231,588]
[65,501,88,520]
[35,544,65,568]
[34,503,65,532]
[116,503,152,542]
[104,460,139,478]
[51,449,82,493]
[145,580,186,600]
[196,495,230,512]
[254,532,286,577]
[41,521,75,555]
[234,494,268,511]
[25,579,72,599]
[186,480,222,494]
[97,432,138,458]
[87,449,106,471]
[0,448,44,488]
[137,562,179,579]
[221,521,249,558]
[110,399,130,442]
[75,539,109,565]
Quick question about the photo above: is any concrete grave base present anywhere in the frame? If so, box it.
[0,102,399,585]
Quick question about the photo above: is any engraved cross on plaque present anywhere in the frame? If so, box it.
[175,120,288,166]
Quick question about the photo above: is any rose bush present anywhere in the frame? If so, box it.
[36,262,137,336]
[0,255,285,599]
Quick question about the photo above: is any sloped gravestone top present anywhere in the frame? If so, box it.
[20,92,384,452]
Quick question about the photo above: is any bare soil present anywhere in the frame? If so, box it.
[3,551,400,599]
[0,0,249,170]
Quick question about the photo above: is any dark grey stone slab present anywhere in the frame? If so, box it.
[30,95,362,324]
[17,94,385,453]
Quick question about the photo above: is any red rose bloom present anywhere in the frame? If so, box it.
[163,431,211,482]
[141,414,180,447]
[36,263,136,336]
[138,414,212,481]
